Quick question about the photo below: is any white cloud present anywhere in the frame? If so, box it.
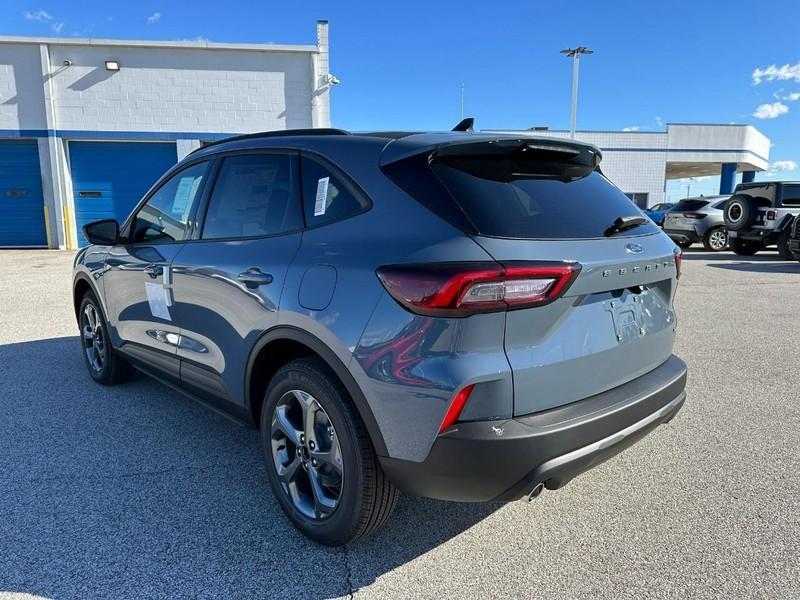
[622,126,640,132]
[147,12,161,24]
[784,92,800,101]
[768,160,798,175]
[24,9,53,23]
[655,116,664,128]
[752,101,789,119]
[753,63,800,85]
[51,21,64,33]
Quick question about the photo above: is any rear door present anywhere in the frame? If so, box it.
[384,139,679,416]
[169,151,303,410]
[103,160,210,380]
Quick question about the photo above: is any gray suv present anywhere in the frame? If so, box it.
[73,129,687,546]
[662,196,730,251]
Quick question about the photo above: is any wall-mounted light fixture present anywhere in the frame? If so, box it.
[104,60,121,71]
[62,59,72,67]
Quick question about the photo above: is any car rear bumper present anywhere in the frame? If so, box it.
[664,228,700,244]
[727,229,779,243]
[379,354,687,502]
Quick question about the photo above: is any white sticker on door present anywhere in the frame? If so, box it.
[314,177,330,216]
[145,282,171,321]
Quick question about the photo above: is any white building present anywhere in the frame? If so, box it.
[483,124,771,208]
[0,21,332,248]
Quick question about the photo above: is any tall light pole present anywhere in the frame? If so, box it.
[560,46,593,139]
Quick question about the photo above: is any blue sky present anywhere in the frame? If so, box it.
[4,0,800,200]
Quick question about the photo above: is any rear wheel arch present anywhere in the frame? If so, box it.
[244,326,388,457]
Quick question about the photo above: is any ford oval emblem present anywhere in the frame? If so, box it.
[625,243,644,254]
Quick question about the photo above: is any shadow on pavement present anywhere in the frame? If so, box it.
[0,337,499,599]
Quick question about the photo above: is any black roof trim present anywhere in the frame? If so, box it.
[192,128,351,154]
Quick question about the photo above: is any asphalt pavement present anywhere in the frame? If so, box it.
[0,248,798,599]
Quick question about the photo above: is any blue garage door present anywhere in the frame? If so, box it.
[70,141,177,246]
[0,140,47,247]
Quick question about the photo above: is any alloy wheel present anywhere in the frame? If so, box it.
[81,304,105,373]
[270,389,344,520]
[709,229,728,251]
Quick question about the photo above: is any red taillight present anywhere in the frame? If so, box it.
[682,213,706,220]
[767,210,777,221]
[674,248,683,279]
[439,384,475,432]
[376,261,581,317]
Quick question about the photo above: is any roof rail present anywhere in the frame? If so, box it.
[190,128,351,154]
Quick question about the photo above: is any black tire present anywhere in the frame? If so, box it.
[676,240,693,249]
[724,195,757,231]
[730,238,761,256]
[702,227,728,252]
[78,291,132,385]
[260,357,398,546]
[776,228,794,260]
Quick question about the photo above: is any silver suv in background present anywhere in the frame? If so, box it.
[663,196,730,251]
[72,128,687,546]
[724,182,800,258]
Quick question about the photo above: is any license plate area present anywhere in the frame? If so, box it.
[604,289,673,344]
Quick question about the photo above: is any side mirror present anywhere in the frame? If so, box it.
[83,219,119,246]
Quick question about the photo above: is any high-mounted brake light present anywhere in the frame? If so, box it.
[439,384,475,432]
[376,261,581,317]
[674,248,683,279]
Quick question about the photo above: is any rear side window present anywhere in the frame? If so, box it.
[300,156,368,227]
[671,199,709,212]
[201,154,302,239]
[781,185,800,207]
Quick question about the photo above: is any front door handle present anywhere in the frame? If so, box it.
[144,264,163,278]
[237,268,274,288]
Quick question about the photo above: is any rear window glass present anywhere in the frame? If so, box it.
[670,199,709,212]
[428,158,659,239]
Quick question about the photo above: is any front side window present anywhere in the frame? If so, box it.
[300,156,369,227]
[201,154,302,239]
[131,161,208,243]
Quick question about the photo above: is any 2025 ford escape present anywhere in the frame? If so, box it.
[73,127,687,546]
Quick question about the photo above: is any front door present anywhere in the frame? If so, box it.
[103,160,210,380]
[169,151,303,409]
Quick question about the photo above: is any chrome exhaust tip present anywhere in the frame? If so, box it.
[527,483,545,502]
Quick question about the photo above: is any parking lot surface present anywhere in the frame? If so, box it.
[1,249,798,599]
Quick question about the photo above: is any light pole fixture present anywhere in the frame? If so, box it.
[104,60,121,71]
[560,46,593,139]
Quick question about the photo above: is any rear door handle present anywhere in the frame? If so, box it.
[144,264,163,278]
[237,268,273,288]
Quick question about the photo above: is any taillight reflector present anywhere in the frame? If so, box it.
[767,210,777,221]
[439,384,475,432]
[376,261,581,317]
[682,213,706,219]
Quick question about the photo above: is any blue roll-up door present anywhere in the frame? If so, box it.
[70,141,177,246]
[0,140,47,247]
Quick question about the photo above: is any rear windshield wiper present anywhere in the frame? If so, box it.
[604,215,648,237]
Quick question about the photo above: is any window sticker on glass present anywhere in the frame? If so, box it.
[314,177,330,216]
